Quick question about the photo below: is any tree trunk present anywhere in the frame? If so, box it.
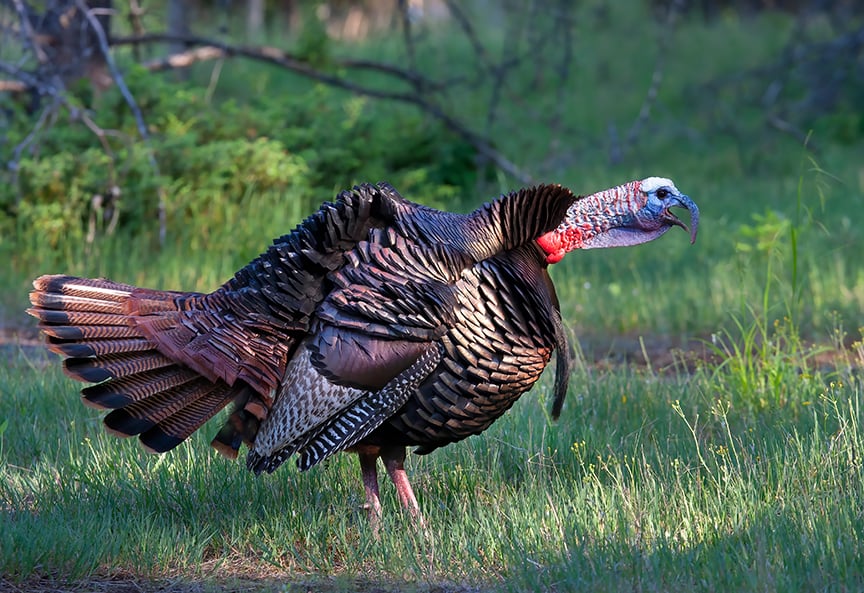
[167,0,189,53]
[167,0,190,79]
[247,0,265,40]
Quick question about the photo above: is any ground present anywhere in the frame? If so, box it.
[0,574,486,593]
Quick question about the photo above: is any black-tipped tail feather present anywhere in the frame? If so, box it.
[28,274,242,455]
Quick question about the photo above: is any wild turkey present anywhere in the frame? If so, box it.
[27,177,698,524]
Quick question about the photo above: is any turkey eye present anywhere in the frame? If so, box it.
[656,188,669,199]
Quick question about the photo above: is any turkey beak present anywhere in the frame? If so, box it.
[663,194,699,245]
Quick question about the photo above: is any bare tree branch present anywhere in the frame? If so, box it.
[0,60,67,199]
[397,0,423,94]
[113,33,466,91]
[110,32,532,183]
[11,0,50,64]
[138,41,462,92]
[75,3,146,151]
[0,59,58,97]
[7,96,59,204]
[74,0,167,244]
[442,0,493,70]
[126,0,146,62]
[767,114,818,151]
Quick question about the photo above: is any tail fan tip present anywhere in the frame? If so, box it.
[28,273,245,457]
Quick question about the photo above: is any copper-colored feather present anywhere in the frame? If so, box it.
[27,275,241,452]
[47,338,154,358]
[28,292,126,314]
[31,274,136,299]
[139,382,237,454]
[104,377,224,437]
[82,366,200,409]
[64,351,176,383]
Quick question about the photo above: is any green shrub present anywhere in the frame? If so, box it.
[1,67,477,267]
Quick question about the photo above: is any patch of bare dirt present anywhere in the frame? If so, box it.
[0,574,485,593]
[576,328,861,375]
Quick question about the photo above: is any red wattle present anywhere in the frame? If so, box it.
[537,232,565,264]
[538,225,587,263]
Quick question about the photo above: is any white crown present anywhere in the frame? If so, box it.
[641,176,677,193]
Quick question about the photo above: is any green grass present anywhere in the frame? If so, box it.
[1,344,862,591]
[2,1,864,590]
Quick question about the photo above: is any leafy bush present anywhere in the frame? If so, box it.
[0,66,477,264]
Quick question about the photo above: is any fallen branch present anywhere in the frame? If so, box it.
[0,80,28,92]
[143,45,227,72]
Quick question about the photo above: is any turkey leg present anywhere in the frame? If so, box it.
[356,445,424,531]
[358,450,383,532]
[381,445,425,527]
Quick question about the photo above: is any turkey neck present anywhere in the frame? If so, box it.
[537,181,643,263]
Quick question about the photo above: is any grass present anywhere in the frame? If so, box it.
[1,343,862,591]
[2,1,864,590]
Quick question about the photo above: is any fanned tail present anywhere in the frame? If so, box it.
[27,185,410,463]
[27,274,246,454]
